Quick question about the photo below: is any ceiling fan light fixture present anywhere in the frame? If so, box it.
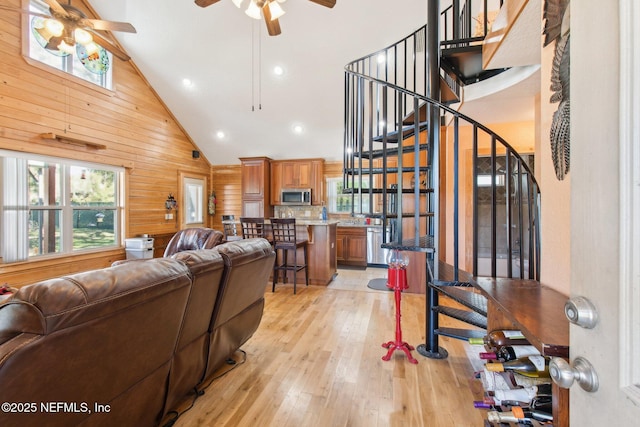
[44,18,64,37]
[245,1,262,19]
[74,28,93,45]
[267,1,285,20]
[83,42,100,56]
[57,39,75,55]
[35,26,54,42]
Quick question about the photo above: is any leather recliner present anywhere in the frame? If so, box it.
[163,227,224,257]
[0,237,275,427]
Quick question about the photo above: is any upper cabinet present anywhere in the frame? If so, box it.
[311,159,324,206]
[271,158,325,205]
[281,161,311,188]
[240,157,273,218]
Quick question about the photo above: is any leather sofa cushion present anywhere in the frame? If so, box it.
[0,258,190,343]
[163,228,223,257]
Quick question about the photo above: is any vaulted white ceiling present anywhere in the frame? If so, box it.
[90,0,540,165]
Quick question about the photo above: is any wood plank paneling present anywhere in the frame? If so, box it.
[211,165,242,231]
[0,0,211,286]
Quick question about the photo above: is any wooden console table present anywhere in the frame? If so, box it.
[473,277,570,427]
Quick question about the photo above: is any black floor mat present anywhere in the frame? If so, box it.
[367,278,392,291]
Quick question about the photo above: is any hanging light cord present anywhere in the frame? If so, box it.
[258,22,262,110]
[250,20,263,112]
[251,20,255,111]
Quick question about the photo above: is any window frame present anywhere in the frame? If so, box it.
[326,176,370,214]
[1,150,124,263]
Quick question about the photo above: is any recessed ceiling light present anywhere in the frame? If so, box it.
[273,65,285,76]
[182,78,194,88]
[216,130,225,139]
[292,124,303,134]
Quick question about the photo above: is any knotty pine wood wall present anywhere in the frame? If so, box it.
[210,165,242,231]
[0,0,211,286]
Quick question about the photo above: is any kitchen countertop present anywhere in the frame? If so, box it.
[295,219,340,226]
[337,222,384,228]
[262,219,340,226]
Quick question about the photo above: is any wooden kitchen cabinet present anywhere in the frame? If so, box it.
[281,161,311,188]
[270,162,282,205]
[271,158,325,205]
[336,226,367,267]
[240,157,272,218]
[311,159,324,205]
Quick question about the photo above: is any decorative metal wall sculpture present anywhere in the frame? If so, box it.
[544,0,570,180]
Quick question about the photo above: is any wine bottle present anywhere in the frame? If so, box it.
[487,407,553,423]
[484,383,552,406]
[485,355,551,378]
[480,345,541,362]
[469,330,530,350]
[485,386,540,406]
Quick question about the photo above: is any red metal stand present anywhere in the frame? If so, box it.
[382,266,418,364]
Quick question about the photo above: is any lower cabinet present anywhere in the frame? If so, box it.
[336,226,367,267]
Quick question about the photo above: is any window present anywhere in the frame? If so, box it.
[26,0,113,89]
[326,177,370,214]
[1,151,123,263]
[184,177,204,225]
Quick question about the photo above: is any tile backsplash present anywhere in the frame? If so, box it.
[274,205,324,219]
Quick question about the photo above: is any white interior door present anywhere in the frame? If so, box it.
[568,0,640,424]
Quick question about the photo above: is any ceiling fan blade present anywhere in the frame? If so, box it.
[194,0,222,8]
[90,31,131,61]
[0,4,50,19]
[308,0,336,8]
[262,3,281,36]
[79,18,137,33]
[43,0,68,16]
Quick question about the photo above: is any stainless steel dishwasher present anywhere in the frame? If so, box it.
[367,226,390,266]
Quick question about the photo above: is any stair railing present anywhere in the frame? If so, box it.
[343,31,540,281]
[440,0,504,49]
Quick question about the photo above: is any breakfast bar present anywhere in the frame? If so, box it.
[278,219,339,286]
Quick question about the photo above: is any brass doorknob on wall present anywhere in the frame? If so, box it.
[549,356,599,392]
[564,296,598,329]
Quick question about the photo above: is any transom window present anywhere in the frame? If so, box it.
[1,151,123,263]
[26,0,113,89]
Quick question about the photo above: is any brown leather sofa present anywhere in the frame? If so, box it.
[163,227,224,257]
[0,238,274,427]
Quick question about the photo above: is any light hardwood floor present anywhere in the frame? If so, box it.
[172,267,485,427]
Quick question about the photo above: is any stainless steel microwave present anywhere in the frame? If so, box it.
[281,188,311,205]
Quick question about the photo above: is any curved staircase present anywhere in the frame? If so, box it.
[342,0,541,358]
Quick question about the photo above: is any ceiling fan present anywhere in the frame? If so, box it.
[0,0,136,61]
[195,0,336,36]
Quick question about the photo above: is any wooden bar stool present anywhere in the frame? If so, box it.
[270,218,308,294]
[239,217,269,240]
[222,215,242,241]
